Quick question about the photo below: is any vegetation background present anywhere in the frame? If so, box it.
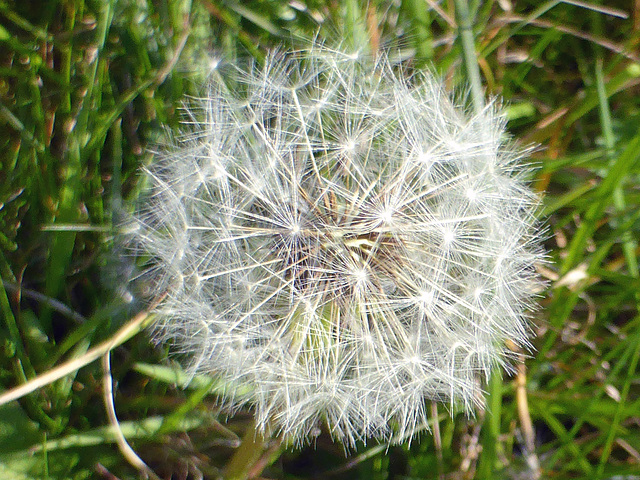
[1,0,639,479]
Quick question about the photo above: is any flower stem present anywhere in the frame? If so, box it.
[477,371,503,479]
[224,420,268,480]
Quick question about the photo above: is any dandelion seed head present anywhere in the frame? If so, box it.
[129,44,544,447]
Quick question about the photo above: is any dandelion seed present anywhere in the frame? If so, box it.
[129,44,544,447]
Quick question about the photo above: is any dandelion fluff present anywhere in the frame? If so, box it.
[130,45,543,446]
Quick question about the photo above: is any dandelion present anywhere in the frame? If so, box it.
[129,44,543,446]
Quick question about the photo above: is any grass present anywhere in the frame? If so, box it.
[1,0,639,478]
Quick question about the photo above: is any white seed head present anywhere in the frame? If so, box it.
[129,44,544,447]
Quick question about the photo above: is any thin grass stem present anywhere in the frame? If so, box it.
[453,0,484,113]
[0,307,156,407]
